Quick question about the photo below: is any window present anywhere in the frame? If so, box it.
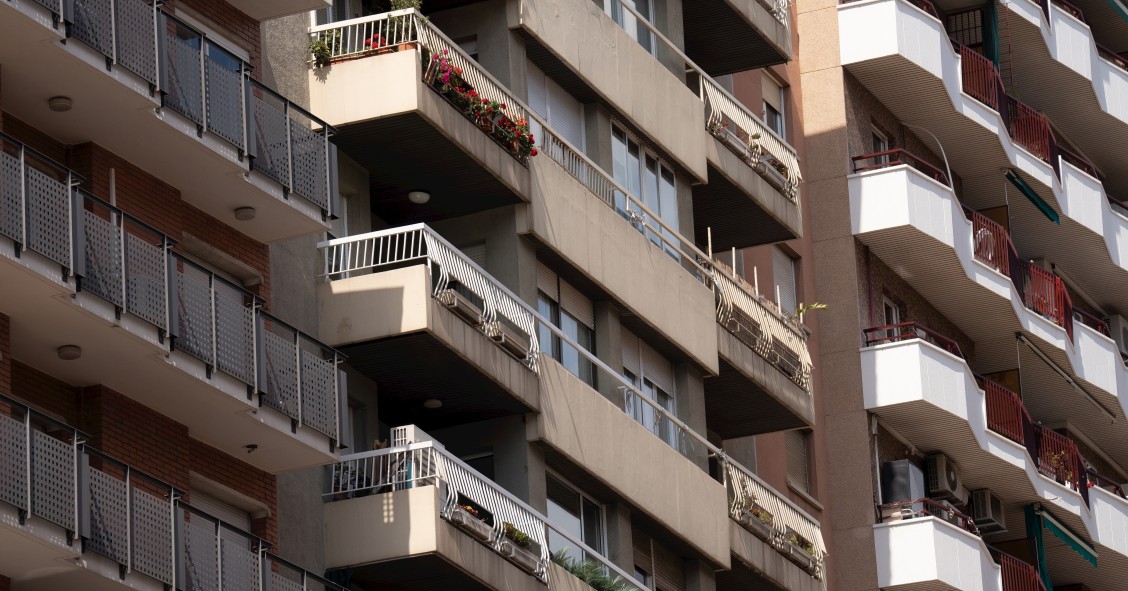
[871,127,890,165]
[537,264,596,386]
[772,247,798,315]
[605,0,655,54]
[882,296,901,326]
[762,73,786,138]
[527,61,585,151]
[622,329,677,448]
[546,473,604,560]
[786,430,812,493]
[611,126,679,258]
[633,527,685,591]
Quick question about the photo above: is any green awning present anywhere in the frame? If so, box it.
[1025,504,1097,584]
[1105,0,1128,21]
[1007,170,1059,224]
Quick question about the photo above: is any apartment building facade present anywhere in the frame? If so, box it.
[801,0,1128,589]
[0,2,828,591]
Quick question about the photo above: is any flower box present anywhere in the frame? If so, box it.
[437,288,484,327]
[781,539,818,575]
[737,510,775,542]
[488,321,531,361]
[450,505,493,542]
[500,539,541,574]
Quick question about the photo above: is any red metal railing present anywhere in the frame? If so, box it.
[1006,97,1057,171]
[959,44,1005,113]
[1036,427,1088,497]
[1097,43,1128,73]
[880,497,980,535]
[1024,264,1074,341]
[863,322,964,358]
[851,149,950,185]
[1073,307,1111,337]
[980,377,1031,445]
[1058,145,1099,178]
[1087,469,1127,498]
[999,553,1048,591]
[1051,0,1086,20]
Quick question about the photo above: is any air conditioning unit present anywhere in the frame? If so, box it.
[970,489,1007,534]
[1108,314,1128,359]
[391,425,443,449]
[927,454,968,505]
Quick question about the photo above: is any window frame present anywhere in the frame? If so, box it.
[611,124,679,254]
[545,470,607,559]
[762,72,787,139]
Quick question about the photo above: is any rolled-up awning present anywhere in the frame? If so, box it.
[1007,170,1060,224]
[1025,503,1097,591]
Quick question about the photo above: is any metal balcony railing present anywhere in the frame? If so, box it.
[726,461,827,574]
[851,148,950,185]
[999,552,1048,591]
[878,497,980,535]
[0,133,345,445]
[605,0,802,200]
[37,1,339,217]
[0,394,343,591]
[317,227,826,573]
[863,322,965,357]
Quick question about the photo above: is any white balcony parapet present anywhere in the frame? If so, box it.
[0,133,345,448]
[0,395,342,591]
[316,225,826,571]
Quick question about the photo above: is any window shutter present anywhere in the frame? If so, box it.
[653,543,686,591]
[762,73,783,116]
[786,430,811,492]
[461,243,486,269]
[190,491,251,531]
[622,329,641,379]
[640,341,673,395]
[772,247,798,314]
[548,76,584,150]
[537,263,558,301]
[632,527,653,582]
[559,280,594,329]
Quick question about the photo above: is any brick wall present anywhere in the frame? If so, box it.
[166,0,262,75]
[856,241,976,361]
[12,361,80,424]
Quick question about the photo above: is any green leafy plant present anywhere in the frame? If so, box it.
[552,551,637,591]
[793,302,828,323]
[786,533,816,557]
[309,30,340,68]
[503,522,533,550]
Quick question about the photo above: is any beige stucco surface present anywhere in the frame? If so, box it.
[512,0,709,182]
[532,357,731,567]
[524,156,720,374]
[705,135,803,238]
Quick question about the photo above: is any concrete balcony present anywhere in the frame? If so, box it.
[0,135,344,473]
[508,0,709,182]
[683,0,792,74]
[316,224,540,429]
[0,395,339,591]
[0,1,336,243]
[533,356,731,567]
[307,12,531,225]
[1000,0,1128,196]
[324,428,632,591]
[873,516,1002,591]
[849,162,1128,469]
[838,0,1128,319]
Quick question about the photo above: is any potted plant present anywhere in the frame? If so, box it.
[389,0,424,51]
[735,497,774,541]
[309,30,340,68]
[499,521,541,574]
[551,551,635,591]
[450,501,493,542]
[1048,450,1075,487]
[782,532,817,573]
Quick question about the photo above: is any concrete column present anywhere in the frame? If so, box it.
[594,300,624,406]
[585,106,615,172]
[685,558,717,591]
[605,503,634,573]
[524,416,549,513]
[674,363,709,470]
[494,415,535,503]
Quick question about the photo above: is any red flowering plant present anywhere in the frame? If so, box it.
[494,115,537,160]
[431,49,465,94]
[363,33,388,52]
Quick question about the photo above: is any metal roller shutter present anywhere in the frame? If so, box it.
[537,262,558,301]
[559,280,594,329]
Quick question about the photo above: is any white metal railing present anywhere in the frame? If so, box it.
[327,440,551,581]
[611,0,801,200]
[713,262,812,390]
[319,223,539,369]
[725,461,826,574]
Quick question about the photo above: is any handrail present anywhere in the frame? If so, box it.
[1087,468,1126,498]
[879,497,980,535]
[862,322,965,358]
[0,393,342,590]
[999,552,1048,591]
[1073,307,1110,337]
[1096,43,1128,73]
[609,0,802,199]
[316,227,826,562]
[726,461,827,571]
[1057,144,1099,178]
[851,149,950,185]
[319,223,539,369]
[1023,263,1073,341]
[1050,0,1086,21]
[325,441,636,586]
[965,207,1023,288]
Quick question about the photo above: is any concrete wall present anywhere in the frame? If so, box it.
[432,206,538,302]
[511,0,709,182]
[705,135,802,237]
[532,357,730,566]
[523,154,719,374]
[730,522,824,591]
[722,0,792,58]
